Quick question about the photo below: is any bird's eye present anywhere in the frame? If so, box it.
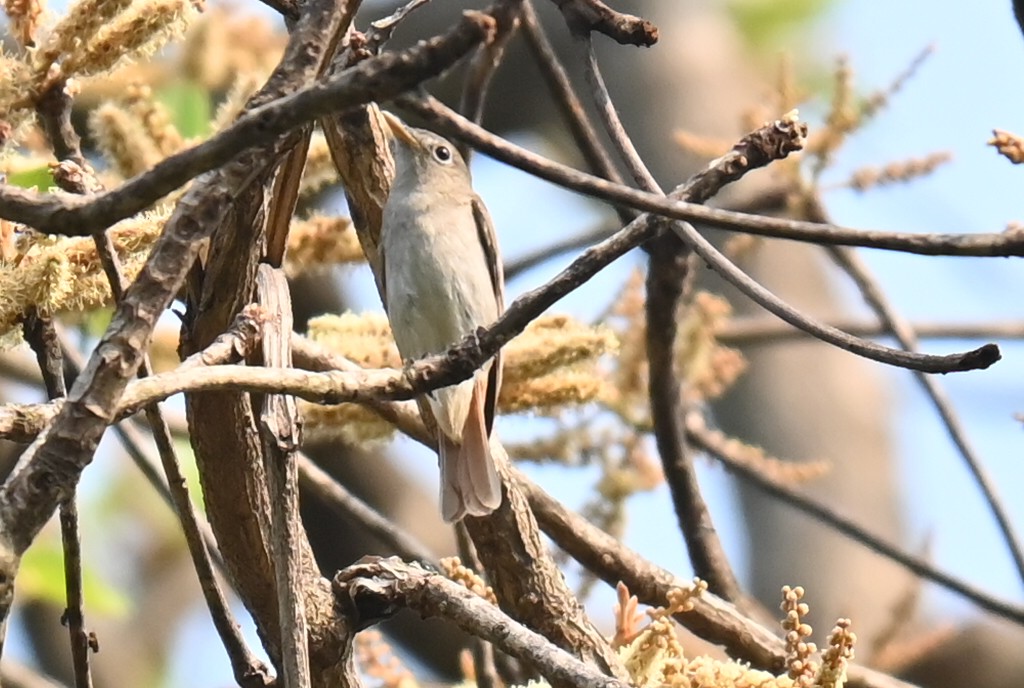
[432,145,453,164]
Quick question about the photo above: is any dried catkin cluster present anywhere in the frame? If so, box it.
[0,208,168,342]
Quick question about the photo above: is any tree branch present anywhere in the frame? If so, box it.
[333,557,631,688]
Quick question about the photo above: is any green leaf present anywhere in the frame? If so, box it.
[20,539,131,617]
[7,166,54,190]
[81,307,114,338]
[155,80,212,139]
[727,0,833,49]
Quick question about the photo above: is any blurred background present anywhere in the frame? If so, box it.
[2,1,1023,686]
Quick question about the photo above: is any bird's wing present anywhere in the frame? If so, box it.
[472,195,504,434]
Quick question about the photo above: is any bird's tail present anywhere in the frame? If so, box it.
[439,376,502,522]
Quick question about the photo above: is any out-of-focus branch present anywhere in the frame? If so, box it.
[22,314,93,688]
[548,0,658,46]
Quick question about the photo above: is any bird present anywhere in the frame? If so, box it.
[380,110,504,522]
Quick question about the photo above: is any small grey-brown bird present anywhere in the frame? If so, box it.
[380,111,504,522]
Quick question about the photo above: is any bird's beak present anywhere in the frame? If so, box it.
[381,110,418,147]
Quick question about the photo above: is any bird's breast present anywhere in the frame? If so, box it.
[382,197,498,360]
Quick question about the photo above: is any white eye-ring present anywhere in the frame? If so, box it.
[432,145,453,164]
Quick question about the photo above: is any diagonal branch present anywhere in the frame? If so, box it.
[400,96,1002,373]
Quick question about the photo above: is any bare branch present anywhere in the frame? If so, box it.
[403,97,1000,374]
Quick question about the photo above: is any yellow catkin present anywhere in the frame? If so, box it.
[0,210,166,341]
[89,102,165,178]
[300,133,340,196]
[0,57,34,131]
[298,402,396,444]
[210,72,262,132]
[817,619,855,688]
[125,83,184,156]
[59,0,196,80]
[306,312,619,415]
[33,0,135,77]
[284,215,363,278]
[3,0,44,47]
[848,152,952,191]
[181,8,284,91]
[990,129,1024,164]
[439,557,497,604]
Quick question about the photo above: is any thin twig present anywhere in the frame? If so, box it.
[683,411,1024,625]
[579,35,658,191]
[814,208,1024,587]
[718,316,1024,344]
[22,314,93,688]
[458,0,523,160]
[519,0,631,224]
